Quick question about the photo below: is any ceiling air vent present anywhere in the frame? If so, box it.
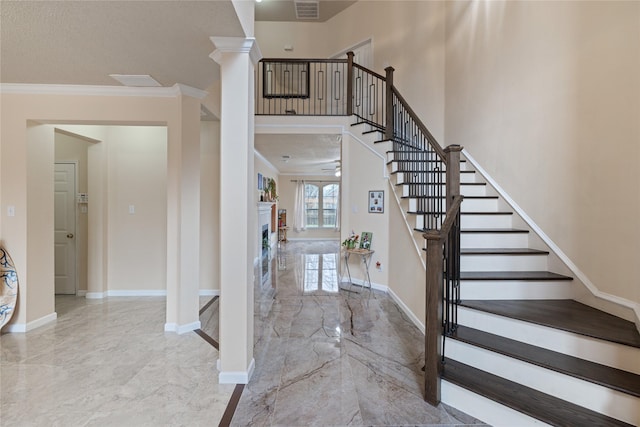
[295,0,319,20]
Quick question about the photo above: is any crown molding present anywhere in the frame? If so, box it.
[172,83,208,100]
[0,83,183,97]
[209,37,263,65]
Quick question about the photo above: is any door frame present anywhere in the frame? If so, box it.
[54,160,78,295]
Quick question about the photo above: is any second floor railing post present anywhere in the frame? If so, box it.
[346,52,354,116]
[444,145,463,209]
[385,66,395,141]
[424,230,444,406]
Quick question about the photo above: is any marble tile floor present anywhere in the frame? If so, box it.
[1,240,486,427]
[199,240,487,427]
[1,296,234,426]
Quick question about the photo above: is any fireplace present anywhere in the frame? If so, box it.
[258,202,275,285]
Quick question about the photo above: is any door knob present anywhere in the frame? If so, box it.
[67,233,74,239]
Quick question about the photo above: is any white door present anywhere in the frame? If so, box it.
[54,163,76,295]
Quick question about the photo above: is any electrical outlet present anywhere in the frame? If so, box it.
[376,261,382,272]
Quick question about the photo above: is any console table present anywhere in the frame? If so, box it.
[342,248,374,295]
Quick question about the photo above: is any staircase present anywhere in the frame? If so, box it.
[353,121,640,426]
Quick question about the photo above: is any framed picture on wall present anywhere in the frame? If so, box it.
[368,191,384,213]
[258,173,263,190]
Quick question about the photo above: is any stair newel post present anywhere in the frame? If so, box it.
[385,66,395,141]
[424,230,444,406]
[444,145,463,208]
[346,51,354,117]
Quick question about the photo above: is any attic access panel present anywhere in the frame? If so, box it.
[263,61,310,98]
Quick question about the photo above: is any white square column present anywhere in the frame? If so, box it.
[210,37,262,383]
[165,87,205,334]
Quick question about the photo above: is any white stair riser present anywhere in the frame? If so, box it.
[446,340,640,425]
[459,280,573,300]
[387,152,470,169]
[461,198,498,211]
[461,254,548,271]
[441,381,550,427]
[458,306,640,375]
[407,197,497,212]
[395,174,487,196]
[393,170,477,183]
[461,233,529,248]
[461,214,513,229]
[460,185,488,197]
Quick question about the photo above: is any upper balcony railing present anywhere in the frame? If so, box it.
[256,52,462,407]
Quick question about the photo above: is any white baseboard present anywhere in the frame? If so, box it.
[4,312,57,333]
[341,277,387,294]
[387,286,425,335]
[219,358,255,384]
[107,290,166,297]
[85,291,106,299]
[463,149,640,332]
[199,289,220,296]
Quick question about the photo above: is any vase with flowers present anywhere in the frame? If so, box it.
[342,231,359,249]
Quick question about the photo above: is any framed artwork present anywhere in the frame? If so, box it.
[360,232,373,250]
[368,191,384,213]
[258,173,263,190]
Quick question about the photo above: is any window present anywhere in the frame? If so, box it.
[304,183,339,228]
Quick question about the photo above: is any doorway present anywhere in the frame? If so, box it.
[54,162,77,295]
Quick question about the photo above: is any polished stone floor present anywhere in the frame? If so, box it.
[1,296,234,426]
[1,240,484,426]
[200,240,485,426]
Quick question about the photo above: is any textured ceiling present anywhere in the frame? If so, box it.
[255,133,341,175]
[1,1,347,174]
[255,0,356,22]
[0,1,245,88]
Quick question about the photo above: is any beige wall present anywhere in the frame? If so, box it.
[200,121,221,292]
[0,90,200,329]
[341,133,389,288]
[444,1,640,308]
[106,126,167,292]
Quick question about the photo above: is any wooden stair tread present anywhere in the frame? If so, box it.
[461,248,548,255]
[409,210,510,216]
[451,325,640,397]
[402,195,495,200]
[460,271,572,281]
[441,358,634,427]
[461,228,529,233]
[459,299,640,348]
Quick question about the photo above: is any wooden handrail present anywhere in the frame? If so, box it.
[422,195,463,242]
[259,58,348,63]
[352,63,387,81]
[390,86,446,160]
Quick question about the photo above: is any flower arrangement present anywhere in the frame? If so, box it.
[342,231,359,249]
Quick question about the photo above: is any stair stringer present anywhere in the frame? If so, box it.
[462,149,640,331]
